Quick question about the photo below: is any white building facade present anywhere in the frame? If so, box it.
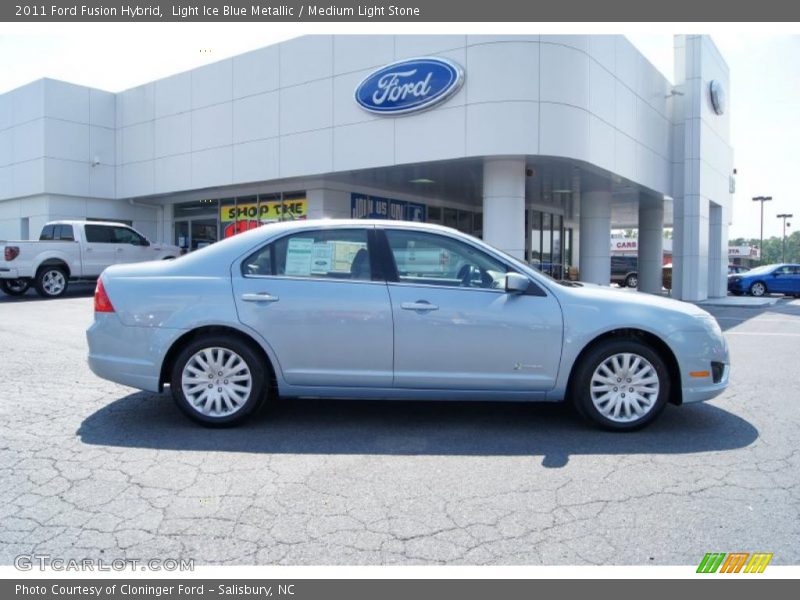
[0,34,733,300]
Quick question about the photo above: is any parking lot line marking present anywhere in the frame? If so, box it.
[726,332,800,337]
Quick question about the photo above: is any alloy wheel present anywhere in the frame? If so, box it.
[42,270,66,296]
[589,352,660,423]
[181,347,253,417]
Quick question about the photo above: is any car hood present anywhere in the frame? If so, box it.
[553,280,711,319]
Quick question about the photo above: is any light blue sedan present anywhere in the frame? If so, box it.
[87,220,729,430]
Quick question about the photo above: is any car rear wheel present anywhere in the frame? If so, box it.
[34,266,68,298]
[572,339,670,431]
[749,281,767,297]
[624,274,638,288]
[0,278,30,296]
[170,335,267,427]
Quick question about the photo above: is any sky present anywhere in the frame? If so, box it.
[0,24,797,240]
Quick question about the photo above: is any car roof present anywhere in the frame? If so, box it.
[46,220,133,227]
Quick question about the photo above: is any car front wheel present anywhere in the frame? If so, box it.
[749,281,767,297]
[572,339,670,431]
[170,335,267,427]
[624,274,638,288]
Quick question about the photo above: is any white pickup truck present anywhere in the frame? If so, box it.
[1,221,180,298]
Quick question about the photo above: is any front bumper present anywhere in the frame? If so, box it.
[727,279,747,293]
[87,313,185,392]
[667,328,730,404]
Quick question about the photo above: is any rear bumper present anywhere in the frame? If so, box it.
[86,313,185,393]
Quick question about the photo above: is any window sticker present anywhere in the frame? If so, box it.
[285,238,314,276]
[311,242,333,274]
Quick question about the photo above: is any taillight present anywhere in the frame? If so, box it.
[94,279,115,313]
[4,246,19,261]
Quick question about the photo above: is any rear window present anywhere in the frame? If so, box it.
[39,225,55,241]
[55,225,74,241]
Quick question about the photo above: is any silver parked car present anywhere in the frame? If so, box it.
[87,220,729,431]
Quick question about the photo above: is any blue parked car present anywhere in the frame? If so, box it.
[728,263,800,297]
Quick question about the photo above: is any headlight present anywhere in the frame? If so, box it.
[695,313,723,337]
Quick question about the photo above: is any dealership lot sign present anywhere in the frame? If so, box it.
[355,57,464,115]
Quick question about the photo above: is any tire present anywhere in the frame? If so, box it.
[571,338,670,431]
[624,273,639,288]
[749,281,767,297]
[0,278,30,296]
[170,335,268,427]
[34,266,69,298]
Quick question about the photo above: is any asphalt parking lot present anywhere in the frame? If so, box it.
[1,289,799,566]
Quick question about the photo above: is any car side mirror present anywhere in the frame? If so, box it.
[140,239,151,247]
[505,272,530,294]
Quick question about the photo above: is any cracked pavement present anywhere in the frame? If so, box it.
[1,289,799,565]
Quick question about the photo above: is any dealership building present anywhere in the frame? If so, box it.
[0,34,733,300]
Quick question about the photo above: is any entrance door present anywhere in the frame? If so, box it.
[173,218,218,252]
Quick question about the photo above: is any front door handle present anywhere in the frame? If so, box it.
[241,292,279,303]
[401,301,439,312]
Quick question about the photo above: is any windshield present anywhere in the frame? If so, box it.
[743,265,777,276]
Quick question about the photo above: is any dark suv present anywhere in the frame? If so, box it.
[610,256,639,288]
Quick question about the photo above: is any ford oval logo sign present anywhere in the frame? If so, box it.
[354,57,464,115]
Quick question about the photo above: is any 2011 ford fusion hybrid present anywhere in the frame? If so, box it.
[87,220,729,431]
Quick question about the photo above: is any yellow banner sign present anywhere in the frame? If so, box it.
[220,199,307,223]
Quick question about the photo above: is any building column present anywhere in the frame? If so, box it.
[482,158,526,260]
[160,203,173,245]
[708,202,727,298]
[638,197,665,294]
[672,196,710,301]
[579,186,612,285]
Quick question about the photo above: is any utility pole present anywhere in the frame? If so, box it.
[777,213,793,263]
[752,196,773,264]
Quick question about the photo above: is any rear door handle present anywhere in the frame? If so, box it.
[241,292,279,303]
[401,301,438,312]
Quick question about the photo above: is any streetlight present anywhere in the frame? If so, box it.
[777,213,793,263]
[752,196,773,264]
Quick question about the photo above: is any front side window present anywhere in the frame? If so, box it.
[112,227,146,245]
[243,229,371,281]
[385,230,512,289]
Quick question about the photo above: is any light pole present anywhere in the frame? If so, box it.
[777,213,793,263]
[752,196,773,264]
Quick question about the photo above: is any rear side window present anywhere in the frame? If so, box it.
[243,229,371,281]
[84,225,114,243]
[39,225,55,241]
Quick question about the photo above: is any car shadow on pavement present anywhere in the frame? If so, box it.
[77,392,758,468]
